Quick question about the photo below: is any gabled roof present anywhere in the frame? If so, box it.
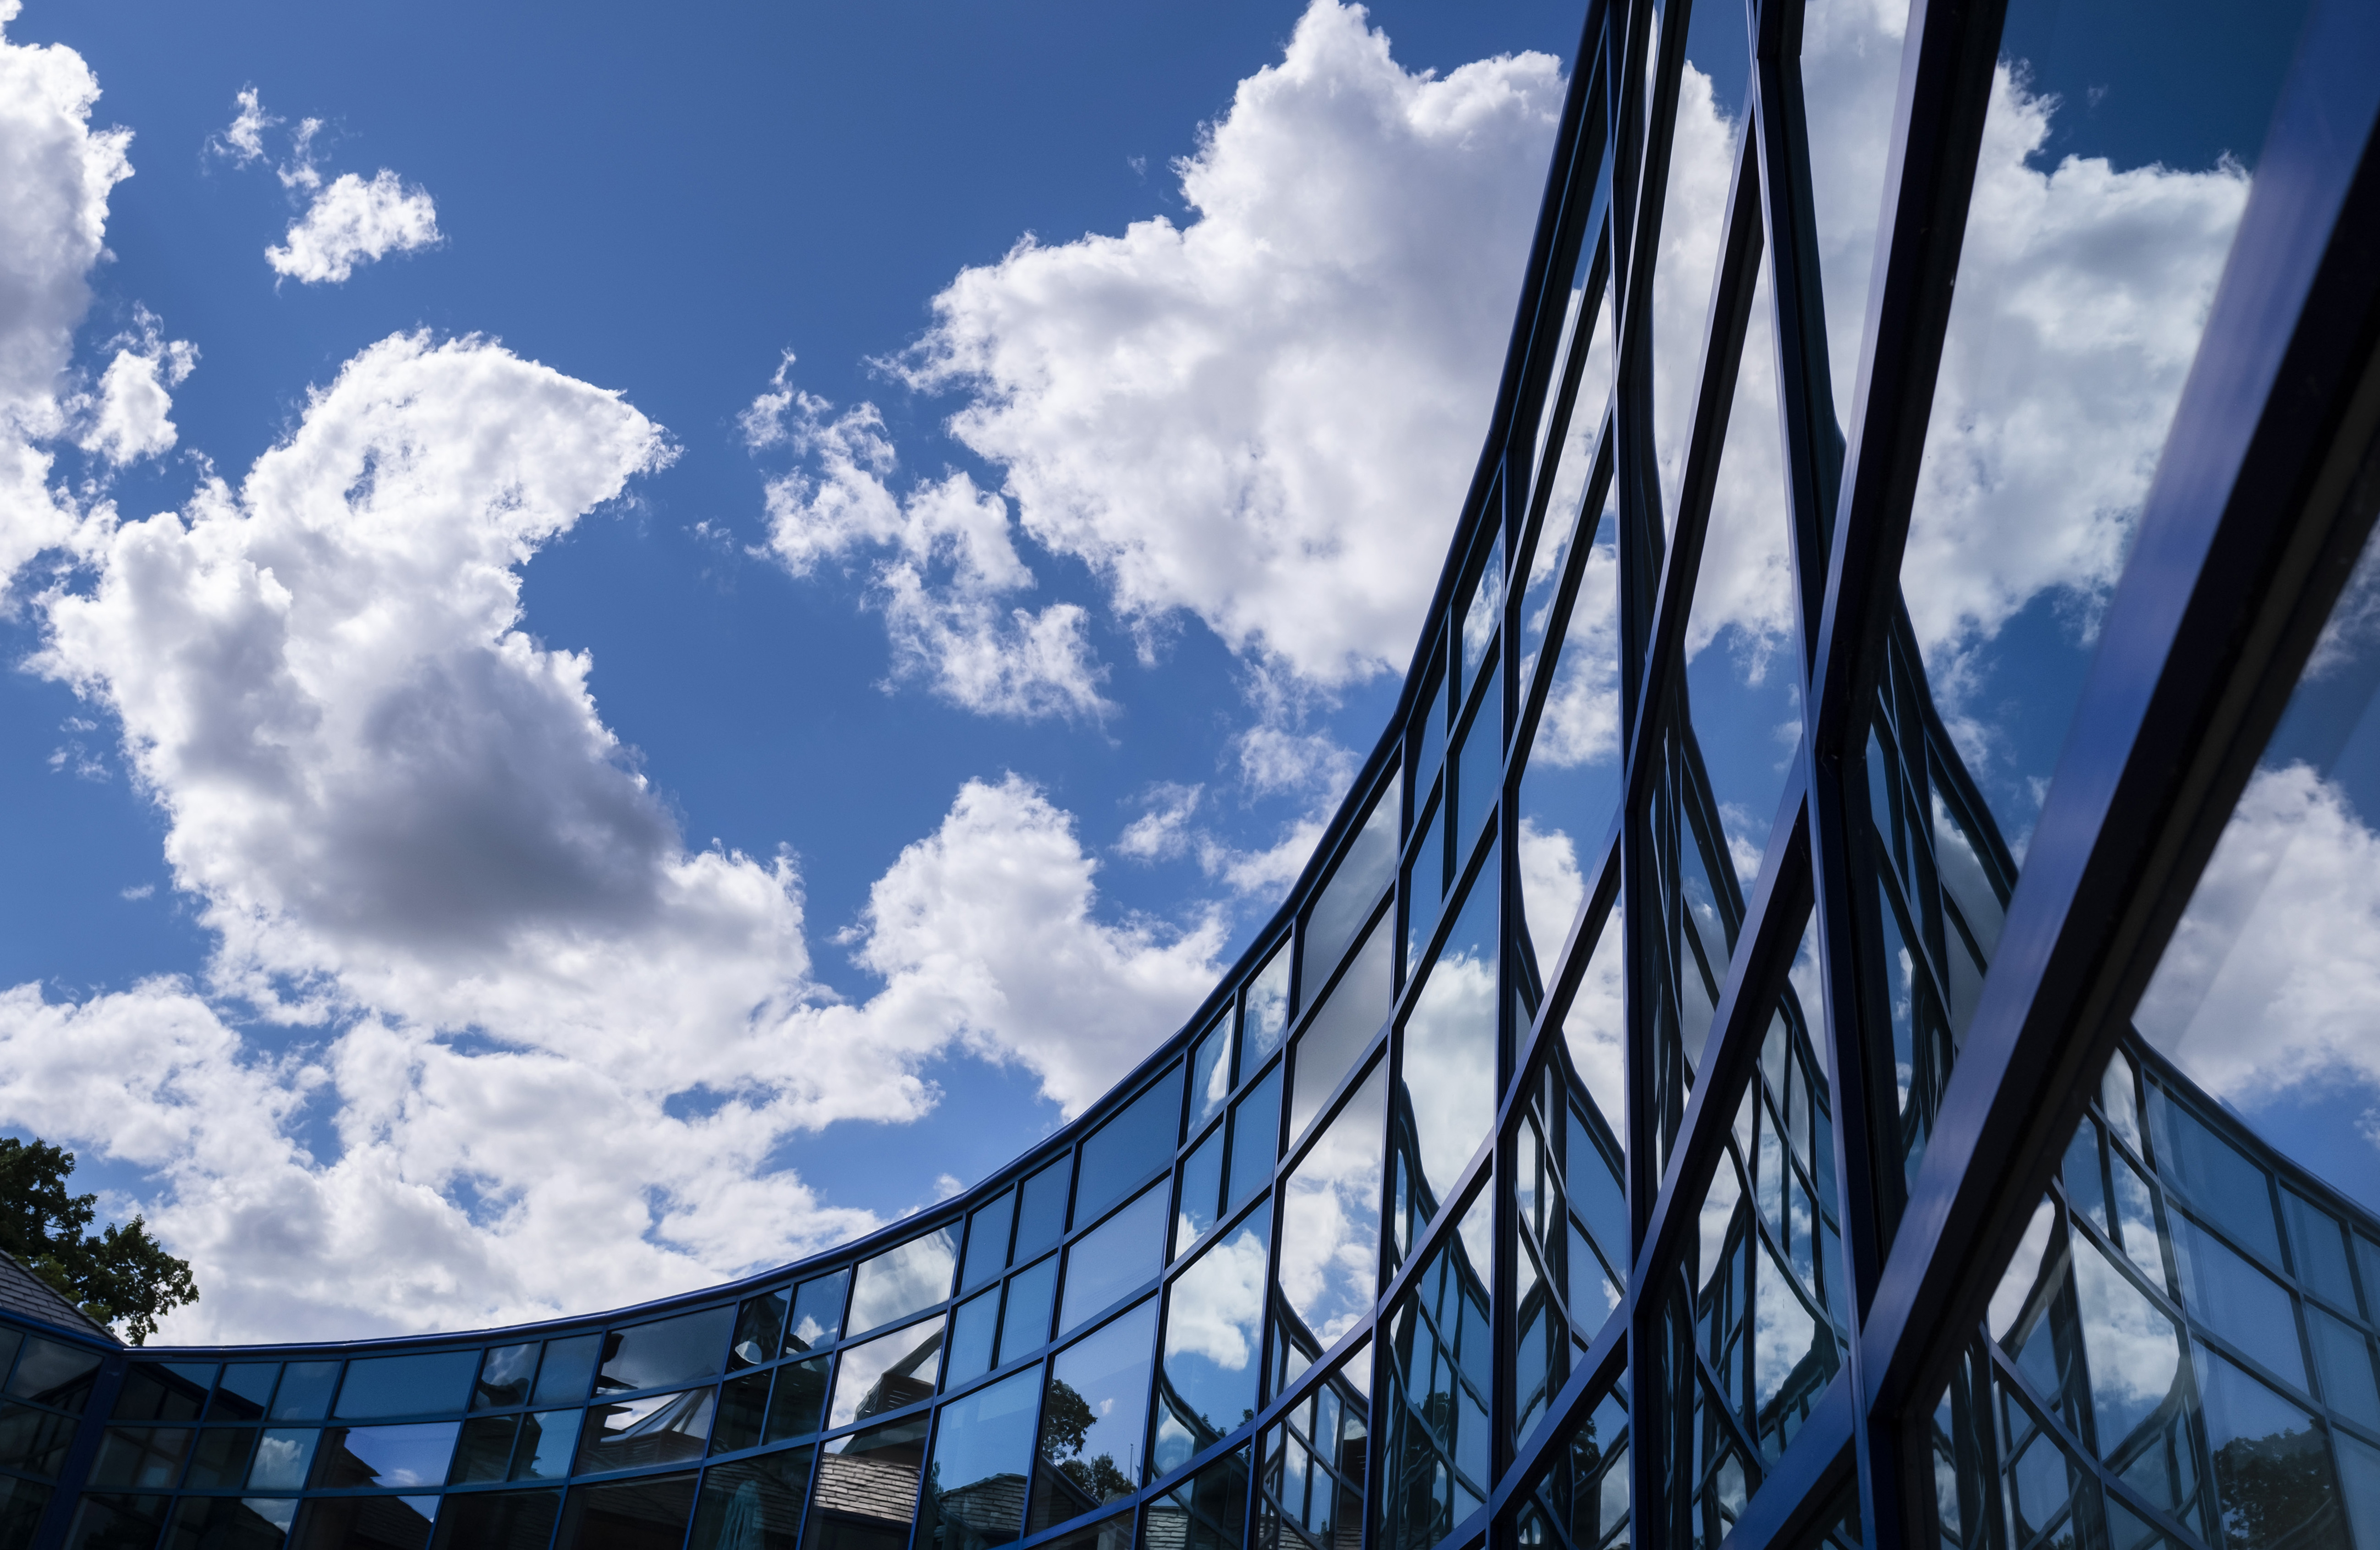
[0,1248,120,1345]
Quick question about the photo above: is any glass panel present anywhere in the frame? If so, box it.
[1378,1184,1495,1550]
[1525,211,1615,542]
[1404,786,1448,984]
[1256,1345,1370,1550]
[1154,1215,1272,1480]
[2172,1213,2309,1392]
[335,1352,478,1418]
[1801,0,1903,438]
[735,1287,793,1369]
[1517,490,1622,975]
[1398,853,1501,1226]
[1062,1184,1169,1336]
[265,1361,337,1421]
[789,1270,853,1354]
[948,1290,1000,1385]
[1280,1058,1388,1350]
[165,1495,292,1550]
[2285,1192,2357,1311]
[184,1426,257,1489]
[474,1343,538,1409]
[1244,943,1293,1070]
[1144,1441,1250,1550]
[1036,1508,1131,1550]
[311,1420,458,1489]
[2145,1089,2284,1264]
[429,1490,558,1550]
[1529,1384,1629,1550]
[1289,918,1392,1142]
[1458,528,1503,708]
[851,1229,961,1335]
[113,1364,209,1423]
[919,1368,1040,1550]
[1304,790,1398,1003]
[2195,1348,2348,1550]
[1230,1065,1285,1209]
[0,1402,77,1477]
[65,1493,171,1550]
[1077,1065,1185,1229]
[1453,654,1505,853]
[512,1408,583,1480]
[1189,1012,1235,1135]
[247,1427,320,1490]
[1016,1161,1072,1267]
[1178,1125,1226,1250]
[965,1192,1017,1293]
[599,1306,735,1396]
[1561,904,1629,1167]
[1001,1258,1059,1364]
[691,1446,814,1550]
[831,1317,948,1429]
[533,1334,603,1407]
[558,1469,698,1550]
[2069,1233,2184,1462]
[2306,1308,2380,1431]
[299,1495,439,1550]
[577,1386,716,1474]
[214,1363,278,1421]
[764,1358,830,1445]
[88,1424,192,1488]
[1032,1300,1158,1532]
[715,1371,773,1453]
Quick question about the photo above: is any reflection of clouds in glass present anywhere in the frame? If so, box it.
[830,1317,947,1429]
[1752,1241,1816,1414]
[1530,539,1622,769]
[1989,1198,2058,1341]
[1518,818,1583,961]
[2070,1233,2181,1451]
[1403,952,1497,1201]
[1166,1222,1268,1372]
[1698,1160,1741,1279]
[1281,1064,1385,1346]
[1564,921,1627,1138]
[850,1228,959,1334]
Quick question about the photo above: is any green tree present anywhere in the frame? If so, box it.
[1042,1380,1133,1503]
[0,1138,197,1345]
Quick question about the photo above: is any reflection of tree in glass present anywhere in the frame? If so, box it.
[2211,1428,2348,1550]
[1041,1380,1132,1502]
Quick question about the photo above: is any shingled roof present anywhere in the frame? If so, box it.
[0,1249,120,1345]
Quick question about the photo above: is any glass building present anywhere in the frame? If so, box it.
[8,0,2380,1547]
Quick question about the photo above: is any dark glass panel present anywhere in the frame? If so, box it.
[1414,664,1450,841]
[1035,1508,1130,1550]
[919,1368,1040,1550]
[1279,1057,1387,1351]
[269,1362,340,1421]
[309,1421,459,1490]
[1143,1440,1250,1550]
[473,1344,537,1410]
[2172,1214,2309,1392]
[787,1272,851,1355]
[1014,1163,1072,1268]
[1031,1300,1158,1533]
[713,1371,774,1453]
[1075,1066,1186,1230]
[1255,1343,1370,1550]
[247,1427,319,1490]
[1452,656,1503,857]
[2284,1192,2357,1312]
[576,1387,716,1475]
[509,1408,581,1481]
[113,1364,209,1423]
[450,1414,519,1483]
[1288,918,1392,1143]
[291,1494,438,1550]
[999,1259,1057,1367]
[164,1495,288,1550]
[1228,1065,1284,1210]
[597,1306,735,1395]
[1188,1012,1234,1137]
[1303,790,1397,1008]
[184,1425,259,1488]
[62,1490,170,1550]
[1242,943,1292,1069]
[763,1358,829,1445]
[2147,1088,2283,1265]
[426,1488,558,1550]
[964,1192,1017,1293]
[335,1352,477,1420]
[805,1413,930,1550]
[947,1290,1000,1386]
[1377,1185,1493,1550]
[1153,1214,1270,1480]
[1063,1185,1169,1337]
[7,1337,102,1413]
[1176,1125,1226,1252]
[2196,1349,2349,1550]
[850,1229,960,1336]
[214,1363,279,1421]
[1457,526,1504,707]
[690,1447,814,1550]
[732,1288,791,1370]
[556,1470,698,1550]
[88,1425,192,1489]
[830,1317,946,1430]
[1403,786,1448,983]
[0,1399,77,1476]
[1397,853,1500,1223]
[1529,1384,1628,1550]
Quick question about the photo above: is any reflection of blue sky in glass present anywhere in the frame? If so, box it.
[1044,1299,1157,1494]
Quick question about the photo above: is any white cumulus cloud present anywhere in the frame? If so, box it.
[74,309,196,465]
[267,169,440,285]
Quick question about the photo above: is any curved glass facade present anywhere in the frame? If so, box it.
[6,2,2380,1549]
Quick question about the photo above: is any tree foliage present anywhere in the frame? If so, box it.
[0,1137,198,1345]
[1043,1379,1133,1502]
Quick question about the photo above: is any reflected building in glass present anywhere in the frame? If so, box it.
[9,1,2380,1548]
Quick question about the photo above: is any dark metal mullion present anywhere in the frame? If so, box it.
[1713,1372,1857,1550]
[1857,0,2380,1507]
[1485,1295,1631,1529]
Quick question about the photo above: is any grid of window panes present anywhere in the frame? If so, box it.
[16,1,2380,1550]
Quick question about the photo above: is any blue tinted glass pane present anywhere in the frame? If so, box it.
[2149,1088,2282,1263]
[310,1420,458,1490]
[1405,788,1447,979]
[248,1427,319,1490]
[112,1365,208,1423]
[511,1408,581,1480]
[1061,1185,1168,1337]
[1177,1126,1226,1250]
[532,1334,601,1407]
[474,1344,537,1409]
[851,1228,960,1335]
[1280,1058,1388,1348]
[1001,1258,1058,1364]
[807,1413,931,1550]
[2173,1214,2309,1391]
[451,1413,518,1482]
[1015,1160,1072,1266]
[921,1368,1041,1550]
[89,1425,192,1488]
[692,1447,814,1550]
[1228,1065,1283,1209]
[1289,918,1393,1141]
[1415,669,1450,826]
[2195,1347,2341,1550]
[599,1306,735,1394]
[334,1352,476,1419]
[1243,944,1292,1067]
[269,1362,338,1421]
[1401,852,1500,1215]
[1075,1064,1186,1229]
[1188,1015,1234,1136]
[1303,791,1398,1003]
[764,1357,830,1444]
[733,1288,791,1369]
[2308,1308,2380,1430]
[947,1291,1000,1386]
[561,1470,699,1549]
[964,1192,1017,1292]
[213,1363,277,1422]
[6,1340,98,1414]
[1153,1215,1270,1479]
[1454,656,1504,852]
[788,1270,849,1353]
[830,1317,948,1430]
[1145,1439,1251,1550]
[182,1426,257,1489]
[714,1371,772,1454]
[2284,1192,2357,1311]
[577,1388,715,1473]
[1033,1300,1158,1530]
